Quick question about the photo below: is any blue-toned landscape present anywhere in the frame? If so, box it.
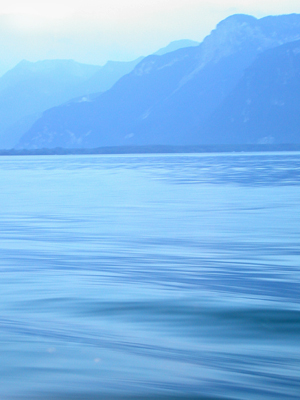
[0,13,300,150]
[1,1,300,399]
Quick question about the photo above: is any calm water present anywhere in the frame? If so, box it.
[0,153,299,400]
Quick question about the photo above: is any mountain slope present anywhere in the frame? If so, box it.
[203,39,300,144]
[0,57,144,149]
[0,59,101,148]
[0,37,206,149]
[18,13,300,149]
[74,57,144,95]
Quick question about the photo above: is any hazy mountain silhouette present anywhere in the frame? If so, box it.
[0,59,100,148]
[17,14,300,149]
[74,57,144,96]
[0,38,202,149]
[153,39,199,56]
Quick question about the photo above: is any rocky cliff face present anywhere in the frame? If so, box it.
[17,13,300,149]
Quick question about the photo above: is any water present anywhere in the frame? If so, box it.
[0,153,299,400]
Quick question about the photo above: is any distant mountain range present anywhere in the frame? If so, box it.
[9,14,300,149]
[0,40,197,149]
[0,59,100,148]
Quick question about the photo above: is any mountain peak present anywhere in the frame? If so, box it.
[217,14,258,28]
[197,13,294,67]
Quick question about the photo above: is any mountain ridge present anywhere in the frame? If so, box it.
[0,38,199,149]
[17,13,300,149]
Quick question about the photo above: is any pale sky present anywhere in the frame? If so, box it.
[1,0,300,75]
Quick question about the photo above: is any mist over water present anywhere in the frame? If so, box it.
[0,153,299,399]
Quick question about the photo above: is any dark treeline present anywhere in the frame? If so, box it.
[1,144,300,156]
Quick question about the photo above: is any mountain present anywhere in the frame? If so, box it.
[74,57,144,96]
[0,57,147,149]
[0,37,206,149]
[203,39,300,144]
[70,41,201,96]
[0,59,101,148]
[17,14,300,149]
[153,39,199,56]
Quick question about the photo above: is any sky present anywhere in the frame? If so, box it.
[1,0,300,75]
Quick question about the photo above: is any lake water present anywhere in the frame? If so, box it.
[0,153,299,400]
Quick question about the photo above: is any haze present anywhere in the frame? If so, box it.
[1,0,300,75]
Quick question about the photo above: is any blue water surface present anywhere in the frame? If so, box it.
[0,152,299,399]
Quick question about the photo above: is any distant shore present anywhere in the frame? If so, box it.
[1,144,300,156]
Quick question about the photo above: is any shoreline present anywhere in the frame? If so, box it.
[1,144,300,156]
